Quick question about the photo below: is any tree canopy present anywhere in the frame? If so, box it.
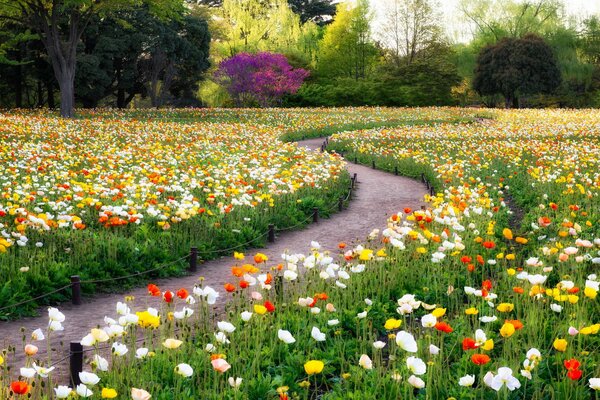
[473,34,561,107]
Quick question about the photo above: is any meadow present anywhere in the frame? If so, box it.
[1,108,598,399]
[0,107,468,318]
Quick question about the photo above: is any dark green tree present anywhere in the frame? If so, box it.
[74,8,210,108]
[0,0,184,117]
[287,0,336,25]
[473,34,561,107]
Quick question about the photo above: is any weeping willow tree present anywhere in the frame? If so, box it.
[215,0,320,65]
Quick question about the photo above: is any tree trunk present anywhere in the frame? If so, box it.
[57,71,75,117]
[117,88,126,108]
[512,96,519,109]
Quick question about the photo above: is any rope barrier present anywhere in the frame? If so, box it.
[0,284,72,314]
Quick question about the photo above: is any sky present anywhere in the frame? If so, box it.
[370,0,600,43]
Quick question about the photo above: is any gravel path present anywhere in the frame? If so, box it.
[0,137,426,380]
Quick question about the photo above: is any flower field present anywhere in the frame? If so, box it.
[0,107,473,318]
[1,108,598,399]
[0,110,352,318]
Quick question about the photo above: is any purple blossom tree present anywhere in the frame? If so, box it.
[215,52,309,107]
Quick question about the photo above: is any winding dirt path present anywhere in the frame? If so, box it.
[0,137,426,380]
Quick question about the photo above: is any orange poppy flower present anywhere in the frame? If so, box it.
[435,322,453,333]
[147,284,161,297]
[471,354,491,365]
[11,381,29,395]
[505,319,524,330]
[224,283,236,293]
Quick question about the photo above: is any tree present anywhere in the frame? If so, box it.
[287,0,336,25]
[316,0,378,80]
[215,52,309,106]
[378,0,441,67]
[473,34,561,107]
[0,0,183,117]
[74,6,210,109]
[459,0,562,42]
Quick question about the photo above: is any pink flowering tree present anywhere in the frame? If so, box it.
[215,52,309,107]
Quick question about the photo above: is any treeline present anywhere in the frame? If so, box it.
[0,1,210,115]
[1,0,600,114]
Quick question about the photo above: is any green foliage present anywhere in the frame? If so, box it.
[316,1,378,80]
[473,34,562,107]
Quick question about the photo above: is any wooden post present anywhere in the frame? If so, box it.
[313,207,319,223]
[71,275,81,306]
[189,247,198,273]
[268,224,275,243]
[70,342,83,387]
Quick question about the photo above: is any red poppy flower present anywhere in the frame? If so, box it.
[482,280,492,291]
[239,280,249,289]
[435,322,453,333]
[462,338,477,350]
[147,284,161,297]
[513,287,524,294]
[404,208,412,214]
[549,202,558,210]
[564,359,581,371]
[264,300,275,313]
[467,264,475,272]
[163,291,174,303]
[11,381,29,395]
[461,256,472,264]
[224,283,236,293]
[482,241,495,249]
[471,354,491,365]
[567,369,582,380]
[477,255,485,265]
[176,288,189,299]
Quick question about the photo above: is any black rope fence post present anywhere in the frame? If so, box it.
[394,166,398,176]
[430,187,435,196]
[354,156,358,163]
[268,224,275,243]
[371,160,375,169]
[189,247,198,273]
[421,173,425,183]
[71,276,81,306]
[313,207,319,223]
[338,196,344,211]
[70,342,83,387]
